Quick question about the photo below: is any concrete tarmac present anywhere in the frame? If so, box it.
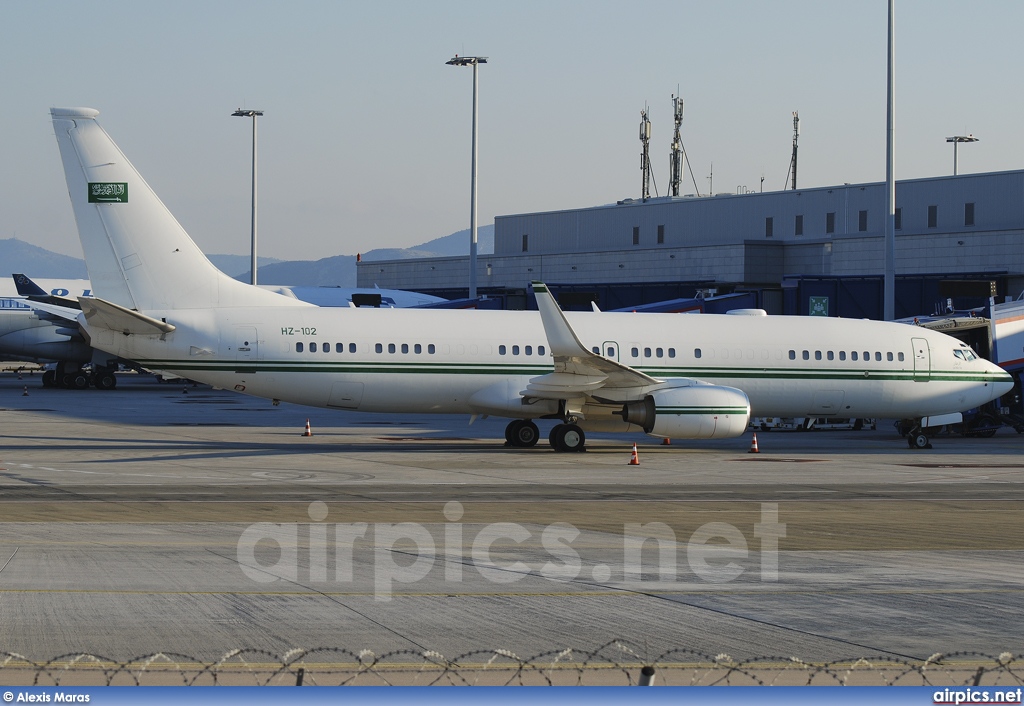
[1,372,1022,666]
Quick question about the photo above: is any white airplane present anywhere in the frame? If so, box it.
[0,278,99,385]
[41,107,1013,450]
[0,272,443,388]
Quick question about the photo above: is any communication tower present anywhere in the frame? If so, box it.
[669,95,684,197]
[640,108,652,201]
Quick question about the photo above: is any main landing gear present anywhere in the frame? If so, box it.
[549,422,586,452]
[505,419,539,447]
[503,419,587,452]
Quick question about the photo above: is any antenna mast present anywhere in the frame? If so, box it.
[669,94,684,197]
[640,107,652,201]
[790,111,800,190]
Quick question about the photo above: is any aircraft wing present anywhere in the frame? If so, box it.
[526,282,659,399]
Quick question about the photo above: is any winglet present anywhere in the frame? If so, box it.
[531,281,592,357]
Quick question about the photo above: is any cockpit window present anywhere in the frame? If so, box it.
[954,348,978,362]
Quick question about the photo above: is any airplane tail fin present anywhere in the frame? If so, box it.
[50,108,305,312]
[13,274,48,297]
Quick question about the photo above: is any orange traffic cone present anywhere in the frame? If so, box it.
[662,438,671,445]
[749,433,760,454]
[22,386,29,397]
[628,442,640,465]
[302,419,313,437]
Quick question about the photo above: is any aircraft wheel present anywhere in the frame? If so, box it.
[94,372,117,390]
[548,424,562,448]
[69,373,89,390]
[505,420,539,448]
[552,424,586,453]
[42,370,56,388]
[909,432,931,450]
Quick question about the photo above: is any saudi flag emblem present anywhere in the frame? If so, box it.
[88,182,128,203]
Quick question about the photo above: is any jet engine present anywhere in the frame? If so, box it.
[619,381,751,439]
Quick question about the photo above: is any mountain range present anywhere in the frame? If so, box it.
[0,224,494,287]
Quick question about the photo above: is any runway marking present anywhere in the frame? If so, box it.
[0,548,17,574]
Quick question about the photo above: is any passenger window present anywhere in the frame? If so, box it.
[887,352,893,361]
[499,345,507,355]
[310,342,317,353]
[296,342,303,353]
[852,351,858,361]
[592,346,599,354]
[839,351,846,361]
[815,351,822,361]
[863,351,870,361]
[875,352,882,361]
[428,344,435,354]
[539,345,546,356]
[526,345,533,356]
[827,351,834,361]
[349,343,357,353]
[607,346,615,357]
[898,352,904,362]
[644,347,652,357]
[656,348,663,358]
[632,347,640,358]
[695,348,702,359]
[388,343,396,354]
[375,343,383,353]
[802,350,809,360]
[513,345,520,355]
[668,348,676,358]
[788,350,795,360]
[323,343,330,353]
[415,344,422,354]
[401,343,409,354]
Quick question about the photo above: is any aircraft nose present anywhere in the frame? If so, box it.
[994,369,1014,398]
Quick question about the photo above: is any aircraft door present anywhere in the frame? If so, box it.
[601,340,620,362]
[234,326,259,362]
[911,337,930,382]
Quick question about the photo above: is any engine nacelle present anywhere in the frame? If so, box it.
[620,382,751,439]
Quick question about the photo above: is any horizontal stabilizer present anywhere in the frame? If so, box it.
[79,297,176,335]
[23,299,82,324]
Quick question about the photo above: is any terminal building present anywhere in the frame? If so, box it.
[357,169,1024,319]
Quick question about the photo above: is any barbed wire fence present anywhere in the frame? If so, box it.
[1,643,1020,686]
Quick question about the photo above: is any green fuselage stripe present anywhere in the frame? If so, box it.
[136,358,1005,384]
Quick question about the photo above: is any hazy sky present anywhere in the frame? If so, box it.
[2,1,1021,261]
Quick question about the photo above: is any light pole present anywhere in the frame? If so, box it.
[232,109,263,285]
[946,135,978,176]
[446,55,487,299]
